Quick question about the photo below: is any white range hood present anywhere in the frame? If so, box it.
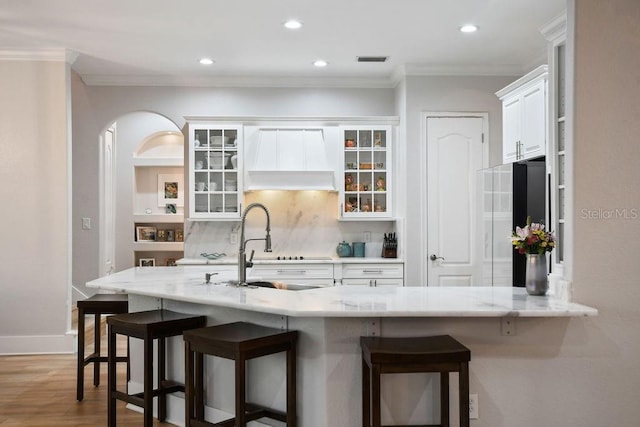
[245,128,336,191]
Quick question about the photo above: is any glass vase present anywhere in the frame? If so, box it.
[525,253,548,295]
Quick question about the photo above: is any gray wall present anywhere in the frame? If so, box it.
[0,61,73,353]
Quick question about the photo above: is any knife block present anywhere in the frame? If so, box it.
[382,247,397,258]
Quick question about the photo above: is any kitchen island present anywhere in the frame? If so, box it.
[87,266,596,426]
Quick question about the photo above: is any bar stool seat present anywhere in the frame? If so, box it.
[184,321,298,427]
[77,293,129,401]
[360,335,471,427]
[107,309,206,427]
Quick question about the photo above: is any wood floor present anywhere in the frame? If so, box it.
[0,316,171,426]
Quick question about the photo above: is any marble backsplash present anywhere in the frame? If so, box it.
[184,191,395,260]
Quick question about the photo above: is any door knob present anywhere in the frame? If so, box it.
[430,254,445,261]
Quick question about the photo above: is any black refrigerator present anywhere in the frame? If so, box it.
[512,158,547,287]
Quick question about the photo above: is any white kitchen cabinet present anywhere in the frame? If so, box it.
[187,123,243,219]
[496,66,548,164]
[339,126,392,219]
[341,263,404,287]
[249,263,335,287]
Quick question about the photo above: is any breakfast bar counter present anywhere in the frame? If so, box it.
[87,266,596,426]
[87,266,597,318]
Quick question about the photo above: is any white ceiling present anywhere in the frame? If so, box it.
[0,0,565,87]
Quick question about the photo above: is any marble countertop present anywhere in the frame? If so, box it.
[86,266,597,318]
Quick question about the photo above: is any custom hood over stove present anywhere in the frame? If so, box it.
[244,127,336,191]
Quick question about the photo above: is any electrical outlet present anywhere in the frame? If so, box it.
[364,319,379,336]
[229,232,238,245]
[501,317,516,336]
[363,231,371,242]
[81,217,91,230]
[469,394,479,419]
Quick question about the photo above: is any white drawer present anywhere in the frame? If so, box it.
[341,263,403,279]
[342,278,403,287]
[250,263,334,280]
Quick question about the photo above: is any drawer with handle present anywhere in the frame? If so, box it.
[341,263,403,279]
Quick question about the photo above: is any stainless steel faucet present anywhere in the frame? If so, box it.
[238,203,272,285]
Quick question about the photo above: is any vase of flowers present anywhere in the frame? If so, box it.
[512,216,556,295]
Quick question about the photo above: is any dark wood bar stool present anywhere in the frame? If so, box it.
[183,321,298,427]
[76,293,129,401]
[360,335,471,427]
[107,309,206,427]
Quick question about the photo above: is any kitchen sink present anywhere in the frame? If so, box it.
[246,280,321,291]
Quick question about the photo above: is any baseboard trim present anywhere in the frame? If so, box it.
[0,334,75,355]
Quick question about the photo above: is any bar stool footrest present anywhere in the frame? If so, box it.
[190,402,287,427]
[84,354,127,366]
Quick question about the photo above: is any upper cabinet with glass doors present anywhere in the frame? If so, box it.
[339,125,392,219]
[188,123,243,219]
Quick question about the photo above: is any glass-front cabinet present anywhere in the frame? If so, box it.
[188,123,243,219]
[339,126,392,219]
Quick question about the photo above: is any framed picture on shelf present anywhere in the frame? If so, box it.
[136,226,157,242]
[158,174,184,207]
[165,203,177,214]
[175,229,184,242]
[156,229,167,241]
[139,258,155,267]
[166,230,175,242]
[165,258,177,267]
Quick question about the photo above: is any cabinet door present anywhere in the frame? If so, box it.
[189,125,243,219]
[520,80,547,160]
[340,126,392,219]
[502,96,521,164]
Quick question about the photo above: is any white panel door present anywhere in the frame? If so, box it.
[427,117,484,286]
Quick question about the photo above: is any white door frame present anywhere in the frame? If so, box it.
[419,112,489,285]
[99,125,116,277]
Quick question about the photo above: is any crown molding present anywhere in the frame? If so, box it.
[79,73,396,89]
[0,49,78,64]
[540,12,567,42]
[400,63,527,78]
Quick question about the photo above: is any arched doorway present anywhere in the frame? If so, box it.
[97,112,183,279]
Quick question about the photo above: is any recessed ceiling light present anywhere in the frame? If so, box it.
[459,24,478,33]
[199,57,214,65]
[313,59,328,67]
[284,19,303,30]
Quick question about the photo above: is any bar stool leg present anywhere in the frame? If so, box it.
[287,344,297,426]
[107,325,117,427]
[93,313,101,387]
[440,372,450,427]
[77,307,86,401]
[459,362,470,427]
[143,336,154,427]
[184,342,193,425]
[235,355,246,426]
[195,351,204,421]
[371,364,381,427]
[158,337,167,422]
[362,357,370,427]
